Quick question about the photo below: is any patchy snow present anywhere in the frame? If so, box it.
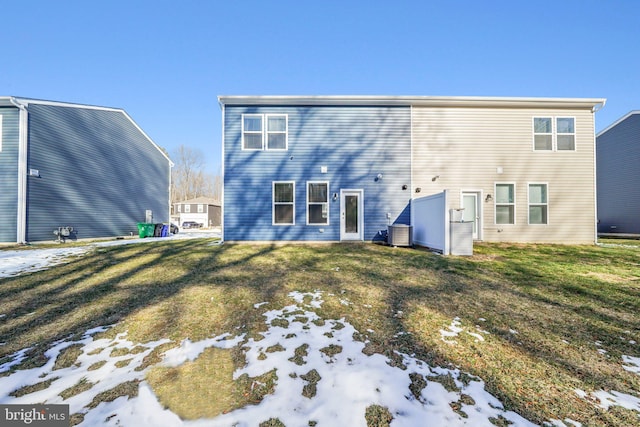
[623,355,640,375]
[0,231,221,279]
[0,291,540,427]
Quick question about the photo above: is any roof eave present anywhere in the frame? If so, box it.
[217,95,606,110]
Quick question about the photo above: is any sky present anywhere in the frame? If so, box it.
[3,0,639,176]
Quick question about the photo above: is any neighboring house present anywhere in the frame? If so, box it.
[174,196,221,228]
[596,111,640,235]
[219,96,605,246]
[0,97,172,243]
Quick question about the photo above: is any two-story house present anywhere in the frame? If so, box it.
[219,96,605,248]
[0,97,172,243]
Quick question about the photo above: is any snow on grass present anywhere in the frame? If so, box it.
[439,317,489,344]
[0,231,221,279]
[622,355,640,375]
[0,247,90,277]
[0,291,541,426]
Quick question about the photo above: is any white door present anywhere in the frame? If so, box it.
[340,189,363,241]
[462,192,480,240]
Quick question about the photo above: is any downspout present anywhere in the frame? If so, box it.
[9,97,28,244]
[220,102,225,244]
[592,99,606,245]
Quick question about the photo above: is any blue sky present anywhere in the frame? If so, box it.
[3,0,639,175]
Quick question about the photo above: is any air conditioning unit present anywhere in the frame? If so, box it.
[388,224,413,247]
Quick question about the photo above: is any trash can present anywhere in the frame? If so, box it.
[137,223,155,238]
[161,224,169,237]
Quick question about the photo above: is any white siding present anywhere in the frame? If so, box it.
[412,106,597,243]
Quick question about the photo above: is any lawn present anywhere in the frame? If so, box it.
[1,239,639,426]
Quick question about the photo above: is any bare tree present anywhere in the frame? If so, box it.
[170,145,221,205]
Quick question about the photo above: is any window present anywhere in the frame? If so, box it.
[307,182,329,225]
[533,117,575,151]
[184,204,191,213]
[273,182,295,225]
[495,183,515,224]
[177,204,181,213]
[242,114,288,150]
[528,183,548,224]
[197,204,204,213]
[266,115,287,149]
[556,118,575,150]
[242,114,263,150]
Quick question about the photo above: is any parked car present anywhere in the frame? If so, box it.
[181,221,203,229]
[170,223,179,234]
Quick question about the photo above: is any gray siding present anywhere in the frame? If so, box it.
[0,107,19,242]
[25,104,170,242]
[224,105,412,241]
[597,113,640,234]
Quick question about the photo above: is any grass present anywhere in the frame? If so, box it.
[1,239,640,425]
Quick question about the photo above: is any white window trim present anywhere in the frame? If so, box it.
[242,113,264,150]
[494,182,516,225]
[272,181,295,226]
[242,113,289,151]
[532,116,576,152]
[197,204,204,213]
[266,114,288,150]
[184,204,191,213]
[307,181,330,226]
[177,204,181,213]
[528,182,549,225]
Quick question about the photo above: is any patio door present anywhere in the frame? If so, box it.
[340,189,363,241]
[461,191,481,240]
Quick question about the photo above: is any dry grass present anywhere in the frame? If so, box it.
[1,239,640,425]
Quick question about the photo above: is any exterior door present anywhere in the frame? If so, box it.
[340,189,363,241]
[462,192,480,240]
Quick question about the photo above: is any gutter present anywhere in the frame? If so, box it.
[9,97,29,244]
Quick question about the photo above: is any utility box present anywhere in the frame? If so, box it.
[388,224,413,247]
[450,221,473,255]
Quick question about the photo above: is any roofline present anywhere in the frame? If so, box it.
[597,110,640,138]
[218,95,606,110]
[0,96,173,167]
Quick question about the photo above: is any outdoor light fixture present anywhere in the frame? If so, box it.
[415,187,421,193]
[376,173,383,181]
[485,194,493,202]
[402,185,408,190]
[332,193,338,201]
[431,175,440,181]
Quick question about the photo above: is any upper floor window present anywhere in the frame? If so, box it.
[533,117,575,151]
[242,114,288,150]
[184,205,191,213]
[307,182,329,225]
[528,183,548,225]
[177,204,181,213]
[197,204,204,213]
[495,183,515,225]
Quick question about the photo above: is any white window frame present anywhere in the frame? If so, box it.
[177,204,181,213]
[307,181,330,225]
[528,183,549,225]
[266,114,288,150]
[197,204,204,213]
[184,204,191,213]
[533,116,576,152]
[494,182,516,225]
[241,113,288,151]
[242,114,264,150]
[273,181,295,225]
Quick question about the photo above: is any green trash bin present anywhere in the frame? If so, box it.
[137,223,155,238]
